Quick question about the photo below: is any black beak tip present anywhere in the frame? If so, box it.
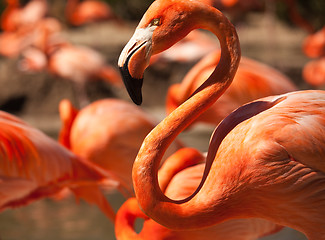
[119,66,143,105]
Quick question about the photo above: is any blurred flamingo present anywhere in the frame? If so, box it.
[0,17,62,58]
[214,0,262,12]
[150,30,216,64]
[18,46,48,72]
[0,110,119,222]
[115,148,283,240]
[45,40,122,107]
[118,0,325,239]
[0,27,35,57]
[302,27,325,86]
[166,50,297,128]
[303,27,325,59]
[1,0,47,32]
[302,57,325,87]
[58,98,184,195]
[65,0,119,27]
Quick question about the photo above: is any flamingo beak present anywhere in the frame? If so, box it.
[118,27,155,105]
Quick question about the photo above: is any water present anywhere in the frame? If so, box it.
[0,193,122,240]
[0,194,308,240]
[0,194,307,240]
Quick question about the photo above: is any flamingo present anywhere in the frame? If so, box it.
[1,0,47,32]
[302,27,325,87]
[45,40,123,107]
[303,26,325,59]
[302,57,325,87]
[0,17,62,58]
[58,98,183,195]
[0,110,118,222]
[118,0,325,239]
[65,0,118,27]
[115,148,283,240]
[150,30,216,64]
[166,50,297,127]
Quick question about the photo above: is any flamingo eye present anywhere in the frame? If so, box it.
[150,18,161,27]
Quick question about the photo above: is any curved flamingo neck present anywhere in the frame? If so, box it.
[58,100,79,149]
[132,4,241,229]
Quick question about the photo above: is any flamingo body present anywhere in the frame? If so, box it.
[303,27,325,58]
[0,111,117,221]
[302,27,325,87]
[0,17,61,58]
[118,0,325,239]
[151,30,216,64]
[65,0,115,26]
[59,99,182,193]
[48,43,122,106]
[302,57,325,86]
[1,0,47,32]
[166,50,297,127]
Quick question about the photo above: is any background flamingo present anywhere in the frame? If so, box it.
[65,0,119,27]
[0,17,62,58]
[45,39,123,107]
[303,26,325,59]
[1,0,47,32]
[58,98,184,195]
[0,14,122,107]
[115,148,282,240]
[0,110,118,223]
[166,50,297,128]
[302,26,325,86]
[150,30,216,64]
[302,57,325,87]
[118,1,325,239]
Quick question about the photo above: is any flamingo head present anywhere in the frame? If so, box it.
[118,0,210,105]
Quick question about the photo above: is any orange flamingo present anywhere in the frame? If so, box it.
[214,0,262,11]
[302,27,325,87]
[150,30,216,64]
[0,110,118,222]
[303,26,325,59]
[1,0,47,32]
[115,148,282,240]
[65,0,118,27]
[118,0,325,239]
[302,57,325,87]
[58,98,183,195]
[18,47,48,72]
[46,40,122,107]
[0,17,62,58]
[166,50,297,127]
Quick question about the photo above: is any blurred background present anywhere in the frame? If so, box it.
[0,0,324,239]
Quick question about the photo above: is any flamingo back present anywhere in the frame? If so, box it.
[0,111,117,221]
